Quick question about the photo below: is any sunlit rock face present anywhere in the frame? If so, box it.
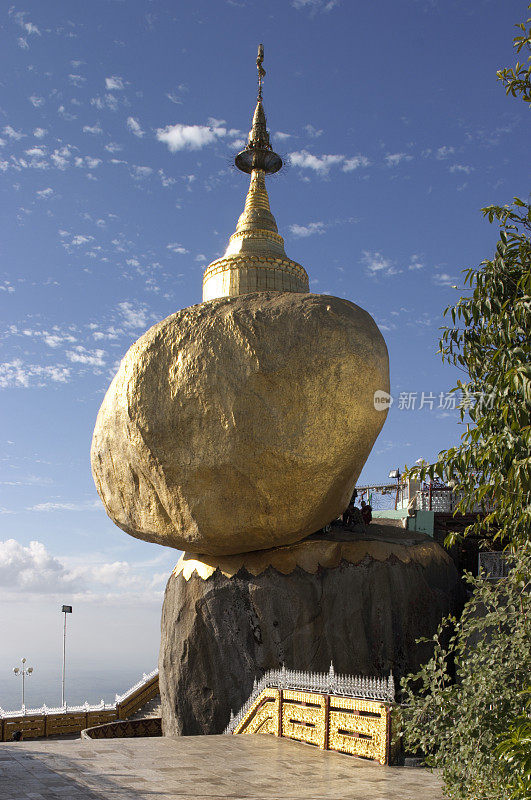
[91,291,389,556]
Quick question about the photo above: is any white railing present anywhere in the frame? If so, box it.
[0,668,158,718]
[415,488,494,514]
[225,664,395,734]
[478,552,513,580]
[114,668,158,704]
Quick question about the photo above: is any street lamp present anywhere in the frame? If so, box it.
[61,604,72,707]
[388,468,401,510]
[13,657,33,709]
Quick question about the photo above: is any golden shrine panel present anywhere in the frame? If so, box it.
[281,690,326,749]
[233,688,391,765]
[233,688,280,736]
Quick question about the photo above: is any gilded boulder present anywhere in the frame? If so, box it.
[91,291,389,555]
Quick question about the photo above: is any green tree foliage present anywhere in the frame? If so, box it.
[401,554,531,800]
[497,688,531,800]
[497,5,531,102]
[401,8,531,799]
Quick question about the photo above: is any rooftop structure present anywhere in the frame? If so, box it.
[202,45,309,302]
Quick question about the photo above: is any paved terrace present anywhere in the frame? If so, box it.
[0,734,444,800]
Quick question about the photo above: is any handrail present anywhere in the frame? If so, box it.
[224,664,394,734]
[0,668,158,719]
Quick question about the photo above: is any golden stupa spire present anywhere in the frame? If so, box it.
[202,45,309,302]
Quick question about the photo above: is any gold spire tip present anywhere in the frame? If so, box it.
[234,44,282,176]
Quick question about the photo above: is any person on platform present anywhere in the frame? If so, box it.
[342,500,357,527]
[360,499,373,525]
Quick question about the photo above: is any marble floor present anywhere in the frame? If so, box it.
[0,734,445,800]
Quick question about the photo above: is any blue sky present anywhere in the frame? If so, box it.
[0,0,529,705]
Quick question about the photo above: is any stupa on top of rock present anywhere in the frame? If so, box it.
[202,57,309,300]
[91,44,390,556]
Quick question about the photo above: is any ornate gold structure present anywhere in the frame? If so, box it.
[174,535,452,580]
[233,686,391,764]
[202,46,309,302]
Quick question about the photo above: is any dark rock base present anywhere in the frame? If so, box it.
[159,534,463,736]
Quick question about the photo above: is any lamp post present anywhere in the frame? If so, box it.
[388,468,401,510]
[61,605,72,707]
[13,657,33,709]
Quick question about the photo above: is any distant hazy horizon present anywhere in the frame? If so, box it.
[0,594,161,712]
[0,662,156,713]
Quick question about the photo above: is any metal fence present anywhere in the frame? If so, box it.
[478,552,513,580]
[0,668,158,719]
[225,664,395,735]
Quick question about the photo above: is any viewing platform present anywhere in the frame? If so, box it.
[0,735,445,800]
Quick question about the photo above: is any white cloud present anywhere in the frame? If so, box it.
[0,281,15,293]
[275,131,291,141]
[0,539,81,594]
[10,10,41,35]
[41,331,76,347]
[289,149,344,175]
[433,272,457,287]
[19,326,65,344]
[58,104,77,121]
[343,155,370,171]
[51,146,72,169]
[166,91,183,105]
[69,74,86,86]
[91,327,120,341]
[105,75,126,91]
[90,94,120,112]
[25,146,46,157]
[289,221,326,238]
[0,539,171,604]
[304,124,323,137]
[29,95,44,108]
[126,116,145,138]
[167,242,189,254]
[28,500,102,512]
[33,127,47,138]
[361,250,400,278]
[36,187,54,199]
[0,475,52,488]
[131,165,152,179]
[408,254,424,270]
[71,234,93,246]
[158,168,176,187]
[450,163,473,174]
[156,123,225,152]
[436,145,455,160]
[105,142,122,153]
[83,123,103,135]
[118,300,150,330]
[90,561,132,586]
[292,0,340,12]
[17,36,28,49]
[3,125,25,140]
[74,156,102,169]
[0,360,70,389]
[66,346,105,367]
[385,152,413,167]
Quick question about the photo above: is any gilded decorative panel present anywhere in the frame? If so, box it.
[234,688,279,736]
[233,687,391,764]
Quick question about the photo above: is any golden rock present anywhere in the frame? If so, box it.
[91,291,389,556]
